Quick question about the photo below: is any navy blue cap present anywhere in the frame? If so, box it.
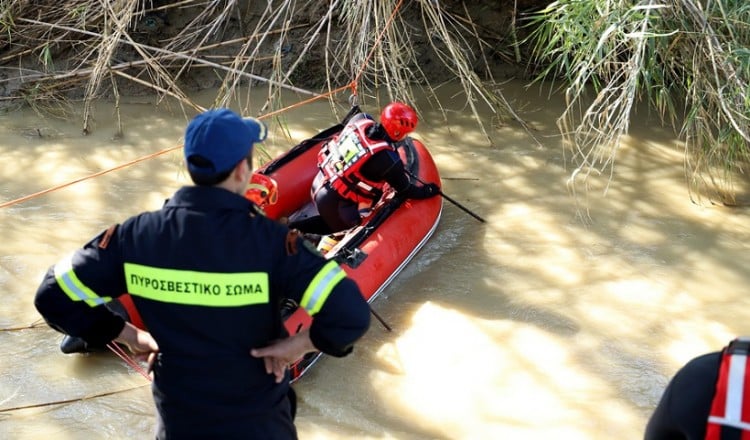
[184,108,267,176]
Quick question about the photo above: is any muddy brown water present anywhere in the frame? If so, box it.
[2,83,750,439]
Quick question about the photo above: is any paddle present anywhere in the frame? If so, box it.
[407,171,486,223]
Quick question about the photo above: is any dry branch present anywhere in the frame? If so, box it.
[0,0,518,137]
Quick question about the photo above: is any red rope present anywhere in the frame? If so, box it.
[107,343,153,382]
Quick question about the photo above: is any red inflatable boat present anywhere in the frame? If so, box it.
[256,105,443,381]
[63,106,443,382]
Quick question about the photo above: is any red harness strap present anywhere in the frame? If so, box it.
[706,338,750,440]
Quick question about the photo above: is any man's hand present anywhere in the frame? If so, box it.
[412,182,440,199]
[115,322,159,363]
[250,329,316,383]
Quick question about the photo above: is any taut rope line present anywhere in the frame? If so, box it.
[0,145,182,209]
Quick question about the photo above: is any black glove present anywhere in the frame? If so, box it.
[413,183,440,199]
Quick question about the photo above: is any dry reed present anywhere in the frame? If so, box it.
[528,0,750,205]
[0,0,519,138]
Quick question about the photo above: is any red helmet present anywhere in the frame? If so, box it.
[380,102,418,141]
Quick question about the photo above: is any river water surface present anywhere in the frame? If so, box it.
[2,83,750,439]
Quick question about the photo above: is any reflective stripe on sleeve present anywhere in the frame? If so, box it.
[299,261,347,316]
[726,353,748,423]
[124,263,270,307]
[54,255,112,307]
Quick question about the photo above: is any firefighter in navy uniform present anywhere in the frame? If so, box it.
[34,108,371,440]
[288,102,441,235]
[644,337,750,440]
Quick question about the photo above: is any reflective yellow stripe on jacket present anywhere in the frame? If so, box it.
[124,263,270,306]
[300,261,346,315]
[54,255,112,307]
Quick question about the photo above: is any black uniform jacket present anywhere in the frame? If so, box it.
[644,351,720,440]
[34,185,370,438]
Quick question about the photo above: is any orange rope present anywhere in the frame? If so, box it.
[0,87,357,210]
[260,83,354,120]
[352,0,405,86]
[107,342,153,382]
[0,145,183,209]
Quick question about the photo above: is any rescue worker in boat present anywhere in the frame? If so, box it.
[288,102,441,235]
[34,108,371,439]
[644,337,750,439]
